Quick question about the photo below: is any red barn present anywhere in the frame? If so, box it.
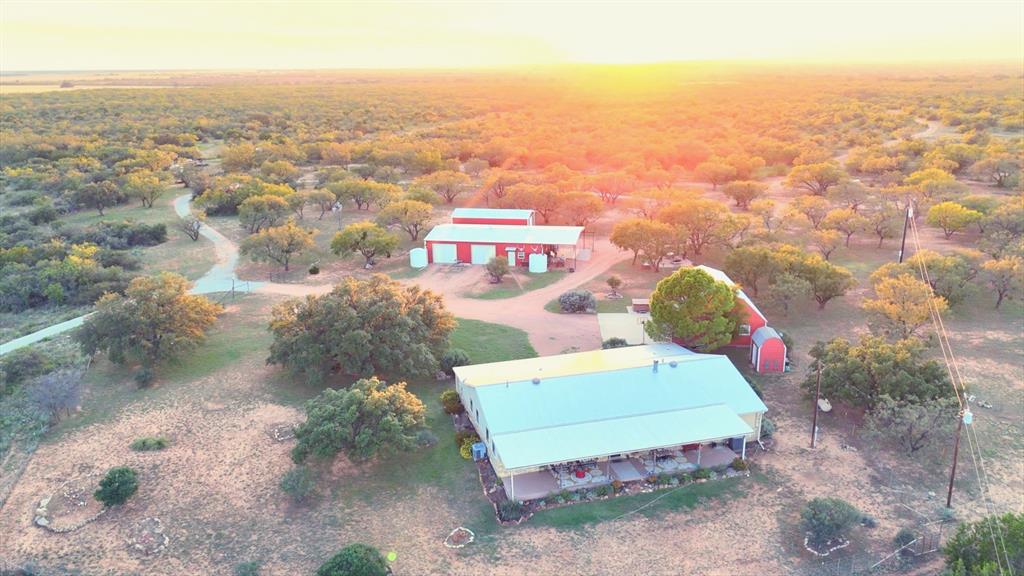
[665,266,787,374]
[695,265,767,347]
[423,223,583,267]
[451,208,535,226]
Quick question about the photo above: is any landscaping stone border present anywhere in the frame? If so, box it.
[34,476,107,534]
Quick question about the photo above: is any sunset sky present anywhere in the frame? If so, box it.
[1,1,1021,71]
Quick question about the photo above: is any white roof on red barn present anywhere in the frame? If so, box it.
[451,208,534,220]
[424,223,583,246]
[695,265,767,322]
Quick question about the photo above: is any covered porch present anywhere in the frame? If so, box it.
[499,443,744,501]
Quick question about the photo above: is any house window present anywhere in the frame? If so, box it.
[739,324,751,336]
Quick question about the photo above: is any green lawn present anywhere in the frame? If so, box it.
[49,293,272,438]
[449,318,537,364]
[530,475,746,530]
[468,271,566,300]
[58,189,217,282]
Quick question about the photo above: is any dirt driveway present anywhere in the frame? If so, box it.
[257,237,630,356]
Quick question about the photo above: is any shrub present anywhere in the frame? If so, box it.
[646,474,658,484]
[94,466,139,506]
[454,429,477,447]
[485,256,509,282]
[130,437,168,451]
[611,479,623,493]
[894,527,916,549]
[439,389,465,414]
[415,429,438,447]
[801,497,861,547]
[760,416,777,439]
[459,438,477,460]
[601,337,629,349]
[316,543,388,576]
[558,289,596,313]
[606,275,623,294]
[656,473,671,485]
[676,473,692,484]
[595,485,611,497]
[731,457,748,471]
[234,561,262,576]
[693,468,712,480]
[498,500,526,522]
[861,514,878,528]
[308,264,320,275]
[280,466,316,503]
[133,368,155,388]
[0,348,54,391]
[439,348,470,376]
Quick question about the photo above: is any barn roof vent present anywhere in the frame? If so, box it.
[532,377,541,385]
[669,361,678,368]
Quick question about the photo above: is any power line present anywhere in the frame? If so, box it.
[905,215,1012,574]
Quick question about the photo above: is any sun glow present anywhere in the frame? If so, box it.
[1,1,1021,71]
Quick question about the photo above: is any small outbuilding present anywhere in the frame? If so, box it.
[751,326,786,374]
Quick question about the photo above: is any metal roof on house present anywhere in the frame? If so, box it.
[451,208,534,220]
[455,342,693,388]
[493,404,752,471]
[456,343,767,471]
[424,223,583,246]
[695,265,767,322]
[751,326,782,346]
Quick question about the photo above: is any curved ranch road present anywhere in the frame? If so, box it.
[0,195,260,355]
[3,195,627,357]
[255,238,629,356]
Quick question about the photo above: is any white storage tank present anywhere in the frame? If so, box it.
[409,247,428,269]
[528,253,548,273]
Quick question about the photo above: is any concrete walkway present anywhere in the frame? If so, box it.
[0,195,261,356]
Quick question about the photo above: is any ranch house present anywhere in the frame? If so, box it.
[453,343,768,501]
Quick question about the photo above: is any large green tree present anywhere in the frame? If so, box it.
[803,336,952,408]
[863,395,959,455]
[240,220,316,272]
[724,245,782,297]
[375,199,433,240]
[646,268,739,351]
[610,218,675,268]
[331,222,399,267]
[76,272,222,369]
[292,377,426,463]
[795,255,855,309]
[944,513,1024,575]
[267,275,456,383]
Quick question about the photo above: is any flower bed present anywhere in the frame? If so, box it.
[443,527,475,549]
[34,475,107,533]
[127,517,169,556]
[473,456,752,524]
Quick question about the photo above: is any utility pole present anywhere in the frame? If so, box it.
[898,205,914,263]
[811,362,822,448]
[946,408,971,508]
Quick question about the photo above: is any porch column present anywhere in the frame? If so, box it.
[741,437,747,460]
[510,472,515,501]
[697,445,702,466]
